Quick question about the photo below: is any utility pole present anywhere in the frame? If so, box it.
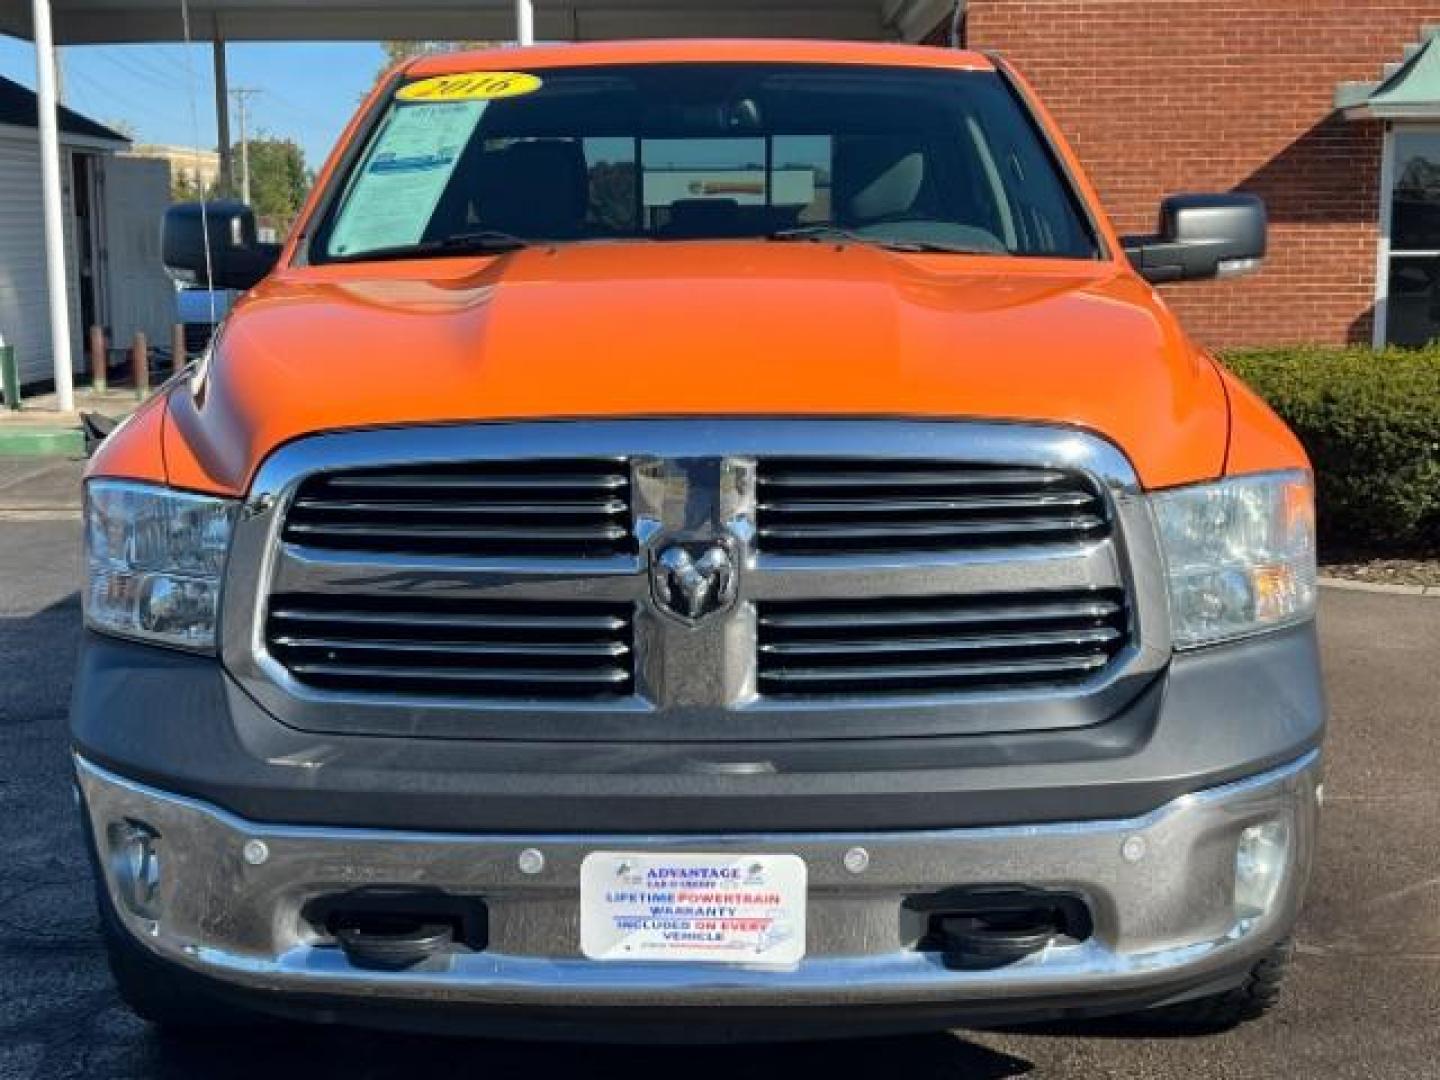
[213,41,233,196]
[230,86,259,205]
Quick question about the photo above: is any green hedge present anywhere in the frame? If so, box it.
[1223,346,1440,551]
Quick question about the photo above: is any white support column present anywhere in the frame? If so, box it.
[515,0,535,46]
[31,0,74,410]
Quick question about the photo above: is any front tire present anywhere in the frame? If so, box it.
[93,865,248,1032]
[1145,938,1293,1030]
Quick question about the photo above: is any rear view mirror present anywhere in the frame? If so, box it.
[1122,194,1267,284]
[162,201,280,291]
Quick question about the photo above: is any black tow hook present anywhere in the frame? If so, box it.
[907,886,1093,969]
[334,918,455,971]
[932,913,1060,963]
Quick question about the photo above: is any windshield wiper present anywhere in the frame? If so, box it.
[434,229,530,253]
[325,229,530,264]
[768,224,997,255]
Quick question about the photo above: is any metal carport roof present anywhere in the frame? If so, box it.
[0,0,956,44]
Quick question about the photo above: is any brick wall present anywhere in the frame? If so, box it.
[949,1,1437,348]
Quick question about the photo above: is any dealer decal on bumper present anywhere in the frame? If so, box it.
[580,852,807,965]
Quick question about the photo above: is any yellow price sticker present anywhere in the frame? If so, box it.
[397,72,543,103]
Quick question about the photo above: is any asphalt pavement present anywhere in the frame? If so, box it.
[0,460,1436,1079]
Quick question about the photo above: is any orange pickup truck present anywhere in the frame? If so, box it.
[75,40,1323,1040]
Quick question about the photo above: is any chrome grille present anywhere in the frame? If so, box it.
[230,421,1164,741]
[757,591,1128,697]
[266,595,635,700]
[282,459,633,558]
[755,460,1108,554]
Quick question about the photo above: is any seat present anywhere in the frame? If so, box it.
[661,198,744,238]
[833,135,930,225]
[474,140,590,238]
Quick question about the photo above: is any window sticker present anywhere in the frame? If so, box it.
[328,101,485,256]
[397,72,542,103]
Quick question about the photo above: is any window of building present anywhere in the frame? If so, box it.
[1381,127,1440,346]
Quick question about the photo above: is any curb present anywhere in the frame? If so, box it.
[0,508,81,521]
[0,427,84,457]
[1319,576,1440,598]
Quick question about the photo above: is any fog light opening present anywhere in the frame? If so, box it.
[1234,819,1289,918]
[107,820,163,922]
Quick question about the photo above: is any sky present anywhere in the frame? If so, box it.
[0,37,386,169]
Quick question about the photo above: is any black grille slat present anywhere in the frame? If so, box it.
[267,606,627,633]
[285,521,631,543]
[270,636,632,659]
[325,473,628,492]
[267,595,635,700]
[291,498,629,517]
[283,460,633,558]
[755,460,1108,555]
[757,591,1128,698]
[284,662,633,686]
[757,516,1107,544]
[758,597,1120,631]
[761,655,1111,686]
[759,626,1123,657]
[757,467,1074,489]
[756,492,1096,515]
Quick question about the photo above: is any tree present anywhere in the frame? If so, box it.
[170,166,211,203]
[589,161,637,232]
[377,41,493,80]
[231,135,309,230]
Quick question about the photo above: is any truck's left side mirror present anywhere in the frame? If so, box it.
[162,201,280,291]
[1122,193,1266,284]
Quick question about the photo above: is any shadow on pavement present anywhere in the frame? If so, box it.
[992,1014,1222,1041]
[125,1025,1035,1080]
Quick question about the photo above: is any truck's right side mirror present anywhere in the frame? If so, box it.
[1122,193,1267,284]
[162,201,280,291]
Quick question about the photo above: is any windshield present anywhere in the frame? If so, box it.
[314,63,1100,262]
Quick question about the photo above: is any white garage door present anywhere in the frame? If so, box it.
[0,131,82,383]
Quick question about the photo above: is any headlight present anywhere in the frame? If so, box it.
[1151,469,1316,649]
[85,480,238,651]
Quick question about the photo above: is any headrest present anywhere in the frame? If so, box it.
[835,136,928,223]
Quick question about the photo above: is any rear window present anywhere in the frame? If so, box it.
[315,63,1099,262]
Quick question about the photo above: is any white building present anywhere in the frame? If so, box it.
[0,73,174,386]
[128,142,221,196]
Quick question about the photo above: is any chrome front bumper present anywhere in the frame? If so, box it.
[77,751,1319,1015]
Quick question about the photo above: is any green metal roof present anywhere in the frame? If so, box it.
[1342,31,1440,120]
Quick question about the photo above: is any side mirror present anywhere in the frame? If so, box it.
[1122,194,1266,284]
[162,201,280,291]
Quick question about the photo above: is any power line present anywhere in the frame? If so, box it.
[93,49,187,94]
[116,45,194,88]
[65,64,168,126]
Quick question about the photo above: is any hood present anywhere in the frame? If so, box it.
[163,242,1228,494]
